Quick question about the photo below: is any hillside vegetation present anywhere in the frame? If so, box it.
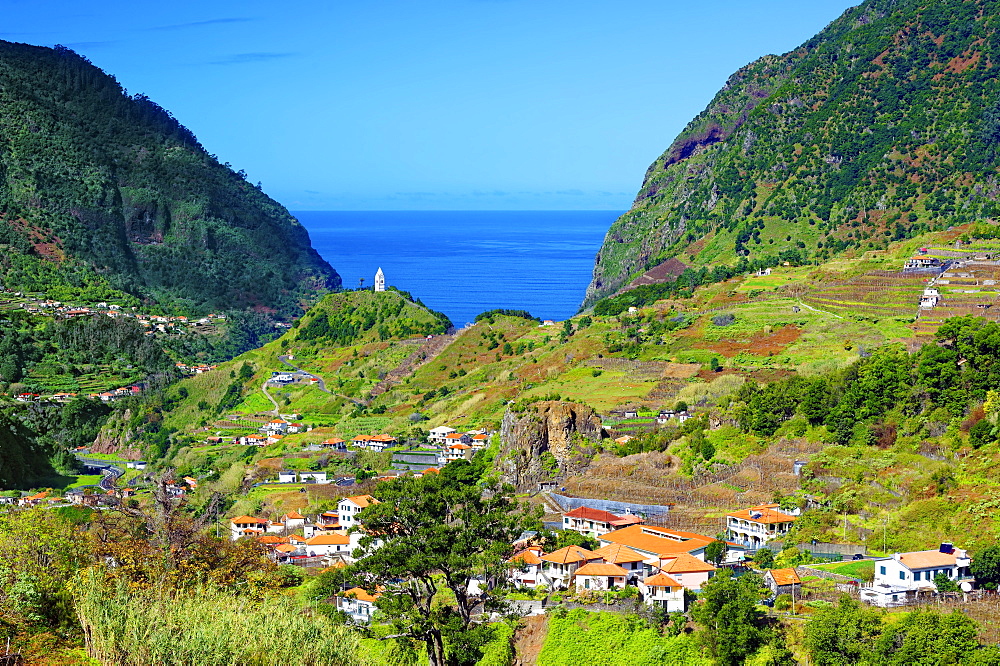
[586,0,1000,305]
[0,41,339,318]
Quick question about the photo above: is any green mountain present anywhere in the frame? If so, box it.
[586,0,1000,305]
[0,41,339,318]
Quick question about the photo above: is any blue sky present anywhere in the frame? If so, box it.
[4,0,859,210]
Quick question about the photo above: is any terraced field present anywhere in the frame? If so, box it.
[802,271,928,318]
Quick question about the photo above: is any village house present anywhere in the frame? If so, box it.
[509,546,544,589]
[230,515,269,541]
[656,553,717,591]
[428,426,457,444]
[281,511,306,529]
[573,562,629,593]
[278,470,298,483]
[304,533,351,557]
[539,545,598,590]
[562,506,644,538]
[599,524,745,566]
[470,433,489,449]
[639,573,686,611]
[338,587,381,624]
[262,419,289,434]
[322,437,347,449]
[300,471,329,484]
[904,256,942,270]
[764,568,802,598]
[861,543,973,608]
[591,543,647,585]
[725,504,799,548]
[443,442,473,463]
[339,495,378,527]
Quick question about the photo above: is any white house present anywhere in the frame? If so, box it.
[304,533,351,557]
[873,544,972,591]
[509,546,544,589]
[562,506,643,538]
[725,504,798,548]
[591,543,647,586]
[339,587,381,624]
[599,524,745,565]
[539,546,597,590]
[655,553,717,592]
[573,562,629,593]
[639,573,685,612]
[230,515,268,541]
[428,426,457,444]
[443,443,473,463]
[278,470,297,483]
[339,495,378,527]
[300,472,329,484]
[281,511,306,529]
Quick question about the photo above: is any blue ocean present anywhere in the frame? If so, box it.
[294,211,621,327]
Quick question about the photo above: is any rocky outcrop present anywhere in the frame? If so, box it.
[90,409,143,460]
[498,401,605,491]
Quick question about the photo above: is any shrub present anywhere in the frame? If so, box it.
[712,313,736,327]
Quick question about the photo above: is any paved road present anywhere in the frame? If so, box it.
[76,455,125,489]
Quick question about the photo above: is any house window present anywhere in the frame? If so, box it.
[585,579,590,589]
[880,566,886,576]
[899,572,905,580]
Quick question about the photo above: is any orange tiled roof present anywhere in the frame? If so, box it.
[306,534,349,546]
[726,505,797,525]
[574,562,629,577]
[344,495,378,508]
[768,568,801,586]
[609,514,644,527]
[284,511,304,520]
[257,536,289,545]
[510,548,543,566]
[591,543,646,564]
[659,553,717,574]
[541,545,595,564]
[644,572,682,588]
[342,587,381,603]
[275,544,298,553]
[599,525,715,557]
[231,515,267,524]
[898,549,967,570]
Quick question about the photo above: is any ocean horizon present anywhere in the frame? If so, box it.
[294,210,621,327]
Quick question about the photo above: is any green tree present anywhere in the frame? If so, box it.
[705,539,729,565]
[352,473,537,666]
[753,548,775,570]
[971,545,1000,591]
[933,572,960,593]
[870,609,978,666]
[804,595,885,666]
[692,570,769,665]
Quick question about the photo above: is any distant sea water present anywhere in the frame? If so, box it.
[294,211,622,327]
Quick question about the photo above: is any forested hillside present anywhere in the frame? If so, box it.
[0,41,340,318]
[586,0,1000,305]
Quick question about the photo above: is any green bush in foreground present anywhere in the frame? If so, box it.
[74,570,367,666]
[538,609,708,666]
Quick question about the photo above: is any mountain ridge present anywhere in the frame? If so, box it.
[585,0,1000,307]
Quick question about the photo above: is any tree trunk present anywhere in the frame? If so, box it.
[426,628,447,666]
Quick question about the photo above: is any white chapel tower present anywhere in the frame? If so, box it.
[374,267,385,292]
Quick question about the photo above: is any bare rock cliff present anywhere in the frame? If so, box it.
[499,401,604,491]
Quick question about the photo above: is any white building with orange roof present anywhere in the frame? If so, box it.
[281,511,306,529]
[725,504,799,548]
[656,552,717,591]
[573,562,629,593]
[304,533,351,557]
[469,433,489,449]
[338,494,379,527]
[230,515,269,541]
[508,546,544,588]
[444,442,473,463]
[639,573,685,611]
[591,543,648,585]
[338,587,382,624]
[862,543,973,606]
[539,545,598,590]
[428,426,457,444]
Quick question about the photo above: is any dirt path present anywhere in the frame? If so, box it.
[366,332,458,403]
[512,614,548,666]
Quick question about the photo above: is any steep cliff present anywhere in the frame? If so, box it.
[0,41,339,318]
[586,0,1000,306]
[498,401,604,491]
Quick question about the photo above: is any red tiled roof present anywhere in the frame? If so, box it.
[564,506,622,523]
